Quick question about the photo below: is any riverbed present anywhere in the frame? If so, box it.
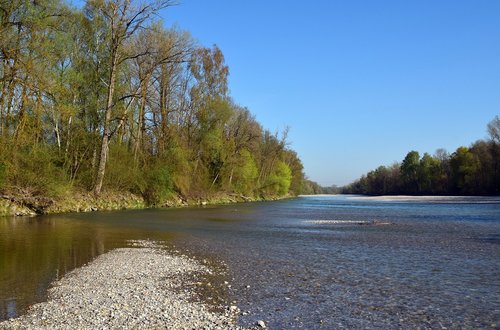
[1,195,499,328]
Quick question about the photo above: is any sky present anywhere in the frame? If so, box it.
[87,0,500,186]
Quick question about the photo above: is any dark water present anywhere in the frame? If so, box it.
[1,195,499,328]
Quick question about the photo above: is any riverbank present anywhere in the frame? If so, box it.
[0,240,249,329]
[0,189,279,217]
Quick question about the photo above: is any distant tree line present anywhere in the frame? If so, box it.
[342,117,500,196]
[0,0,305,204]
[301,180,340,195]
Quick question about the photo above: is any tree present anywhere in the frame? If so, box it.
[450,147,480,194]
[185,45,231,192]
[88,0,174,195]
[0,0,69,144]
[470,140,498,195]
[0,0,309,203]
[230,149,258,196]
[262,160,292,197]
[223,106,262,190]
[487,116,500,144]
[486,116,500,194]
[302,179,323,195]
[417,153,444,194]
[128,24,192,162]
[344,117,500,196]
[283,149,305,195]
[400,151,420,194]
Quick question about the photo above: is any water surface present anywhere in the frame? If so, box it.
[1,195,499,328]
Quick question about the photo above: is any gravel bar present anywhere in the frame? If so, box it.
[0,240,248,329]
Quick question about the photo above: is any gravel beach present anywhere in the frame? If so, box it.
[0,240,247,329]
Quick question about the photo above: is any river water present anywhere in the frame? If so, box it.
[1,195,499,328]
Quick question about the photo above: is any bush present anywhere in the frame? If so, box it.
[6,144,70,197]
[104,144,146,193]
[161,138,192,196]
[0,161,6,190]
[143,163,173,205]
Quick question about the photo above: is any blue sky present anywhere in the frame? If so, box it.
[77,0,500,186]
[157,1,500,186]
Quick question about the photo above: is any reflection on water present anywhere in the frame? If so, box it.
[1,195,499,328]
[0,216,177,320]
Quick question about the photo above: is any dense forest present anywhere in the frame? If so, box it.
[342,117,500,196]
[0,0,305,206]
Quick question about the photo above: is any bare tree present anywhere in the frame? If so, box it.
[487,115,500,144]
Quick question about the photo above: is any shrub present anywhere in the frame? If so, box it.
[143,163,173,206]
[7,144,70,197]
[104,144,146,193]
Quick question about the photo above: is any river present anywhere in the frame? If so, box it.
[1,195,499,328]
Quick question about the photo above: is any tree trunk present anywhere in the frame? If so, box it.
[13,77,28,143]
[159,64,169,152]
[229,167,234,186]
[94,52,118,195]
[134,80,147,161]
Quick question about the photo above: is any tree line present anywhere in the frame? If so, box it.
[0,0,305,204]
[301,180,339,195]
[342,117,500,196]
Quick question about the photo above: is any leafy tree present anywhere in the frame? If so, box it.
[343,117,500,196]
[88,0,174,195]
[262,160,292,197]
[400,151,420,194]
[284,149,305,195]
[486,116,500,194]
[418,153,443,194]
[450,147,480,194]
[230,149,258,196]
[302,179,323,195]
[0,0,307,204]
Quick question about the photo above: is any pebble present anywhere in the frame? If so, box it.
[257,320,267,328]
[0,241,245,329]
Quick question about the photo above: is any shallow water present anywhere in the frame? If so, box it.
[1,195,499,328]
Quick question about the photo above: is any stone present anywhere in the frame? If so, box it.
[0,241,244,330]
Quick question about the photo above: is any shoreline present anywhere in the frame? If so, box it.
[0,240,252,329]
[0,190,292,217]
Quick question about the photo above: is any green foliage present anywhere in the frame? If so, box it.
[195,98,233,188]
[302,180,323,195]
[400,151,420,194]
[103,144,146,193]
[162,141,192,197]
[285,150,305,195]
[0,162,6,189]
[344,117,500,196]
[6,145,69,197]
[262,161,292,197]
[450,147,480,194]
[143,162,173,206]
[0,0,307,202]
[470,140,498,194]
[231,149,258,196]
[418,153,442,194]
